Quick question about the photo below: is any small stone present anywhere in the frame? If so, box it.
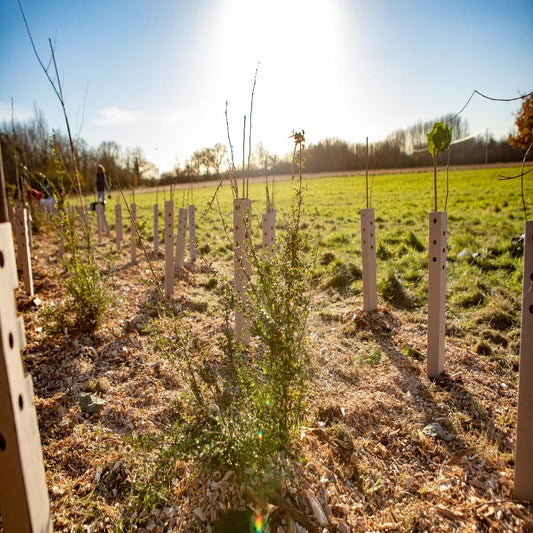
[79,393,106,414]
[422,422,450,441]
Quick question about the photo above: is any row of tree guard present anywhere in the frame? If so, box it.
[1,188,532,532]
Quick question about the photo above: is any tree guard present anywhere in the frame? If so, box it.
[164,201,174,298]
[360,208,377,313]
[130,203,137,264]
[233,198,252,345]
[514,220,533,502]
[427,212,447,378]
[189,205,196,263]
[14,204,34,297]
[115,204,122,251]
[153,203,159,256]
[0,222,52,532]
[262,210,276,253]
[175,207,187,274]
[96,203,104,245]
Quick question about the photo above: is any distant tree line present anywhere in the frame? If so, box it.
[0,110,157,196]
[1,109,528,196]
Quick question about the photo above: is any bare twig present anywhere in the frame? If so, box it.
[451,89,533,124]
[498,141,533,221]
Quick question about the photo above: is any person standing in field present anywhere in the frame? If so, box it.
[95,164,110,204]
[95,164,111,235]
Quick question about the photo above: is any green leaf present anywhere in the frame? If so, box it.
[427,122,452,155]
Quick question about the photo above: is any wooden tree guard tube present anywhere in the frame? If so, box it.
[153,204,159,256]
[175,207,187,273]
[96,203,104,245]
[0,222,52,532]
[514,220,533,502]
[14,204,34,297]
[115,204,122,251]
[189,204,196,263]
[427,211,447,378]
[233,198,252,345]
[164,201,174,298]
[130,203,137,264]
[360,208,377,312]
[262,210,276,253]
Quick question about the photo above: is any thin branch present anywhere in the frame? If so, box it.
[452,89,533,123]
[18,0,62,103]
[246,63,259,199]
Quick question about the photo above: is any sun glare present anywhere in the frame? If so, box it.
[203,0,347,155]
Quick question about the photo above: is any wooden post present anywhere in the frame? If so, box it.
[360,208,377,312]
[514,220,533,502]
[0,222,52,532]
[164,200,174,298]
[14,204,34,297]
[175,207,187,274]
[130,203,137,264]
[427,211,447,378]
[189,204,196,263]
[95,203,104,245]
[262,210,276,253]
[233,198,252,345]
[115,204,122,251]
[153,203,159,256]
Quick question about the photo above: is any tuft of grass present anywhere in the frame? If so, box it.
[379,269,412,309]
[324,260,362,291]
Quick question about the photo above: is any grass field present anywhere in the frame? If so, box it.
[104,165,530,350]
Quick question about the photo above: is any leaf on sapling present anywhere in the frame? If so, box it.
[427,122,452,155]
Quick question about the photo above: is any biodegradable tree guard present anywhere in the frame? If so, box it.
[262,210,276,252]
[514,220,533,502]
[153,203,159,256]
[0,222,52,532]
[164,200,174,298]
[14,204,34,297]
[189,204,196,263]
[115,203,122,251]
[130,203,137,264]
[427,212,447,378]
[233,198,252,345]
[96,203,104,245]
[175,207,187,273]
[360,208,377,312]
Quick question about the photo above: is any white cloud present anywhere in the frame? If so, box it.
[162,109,193,125]
[0,101,33,122]
[91,107,149,126]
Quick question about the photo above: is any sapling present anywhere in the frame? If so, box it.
[426,121,452,378]
[427,122,452,212]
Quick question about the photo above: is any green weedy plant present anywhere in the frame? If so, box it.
[121,133,313,529]
[43,139,111,333]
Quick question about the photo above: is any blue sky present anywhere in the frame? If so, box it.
[1,0,532,172]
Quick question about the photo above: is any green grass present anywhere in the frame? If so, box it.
[82,166,530,340]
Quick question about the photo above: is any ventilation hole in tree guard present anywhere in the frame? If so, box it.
[530,272,533,282]
[0,433,6,451]
[432,257,437,262]
[8,332,14,349]
[433,240,437,245]
[530,304,533,314]
[371,245,373,250]
[18,395,23,410]
[0,251,4,268]
[433,218,437,223]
